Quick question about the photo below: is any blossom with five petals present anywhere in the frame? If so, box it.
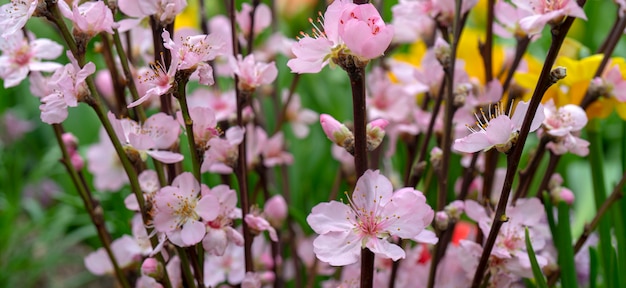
[0,32,63,88]
[307,170,434,266]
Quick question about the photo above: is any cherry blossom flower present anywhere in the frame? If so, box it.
[286,0,353,74]
[130,57,177,108]
[202,184,244,256]
[367,66,415,123]
[494,0,534,38]
[236,3,272,37]
[282,90,318,138]
[201,126,245,174]
[463,198,550,281]
[187,88,237,122]
[262,132,294,167]
[176,106,219,150]
[0,32,63,88]
[87,128,129,191]
[0,110,32,145]
[162,29,225,84]
[542,99,587,137]
[108,112,184,163]
[514,0,587,34]
[245,213,279,241]
[591,64,626,102]
[153,172,220,246]
[118,0,186,26]
[58,1,116,37]
[124,170,161,211]
[264,195,287,228]
[429,0,479,26]
[84,235,142,275]
[204,242,246,286]
[337,2,394,60]
[230,54,278,92]
[391,0,435,43]
[0,0,37,38]
[453,101,545,153]
[307,170,435,266]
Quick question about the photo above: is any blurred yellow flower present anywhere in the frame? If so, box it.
[174,0,200,31]
[515,53,626,119]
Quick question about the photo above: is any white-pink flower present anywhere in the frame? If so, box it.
[86,128,129,192]
[453,101,545,153]
[153,172,220,246]
[230,54,277,91]
[130,57,178,108]
[283,90,318,138]
[201,126,245,174]
[118,0,186,25]
[337,2,394,60]
[84,235,142,275]
[514,0,587,34]
[0,32,63,88]
[0,0,37,38]
[391,0,435,43]
[202,184,243,256]
[108,112,184,163]
[307,170,435,266]
[236,3,272,37]
[593,64,626,102]
[59,0,116,36]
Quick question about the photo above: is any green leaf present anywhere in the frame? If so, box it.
[557,201,577,288]
[589,247,598,288]
[525,227,548,288]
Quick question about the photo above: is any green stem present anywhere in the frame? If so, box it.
[176,247,198,288]
[52,124,131,288]
[176,77,202,181]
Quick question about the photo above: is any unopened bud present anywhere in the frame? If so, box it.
[264,195,287,228]
[435,211,449,230]
[444,200,465,221]
[62,132,79,153]
[548,173,564,191]
[434,38,452,68]
[141,257,164,279]
[430,147,443,170]
[320,114,353,148]
[70,152,84,170]
[551,186,575,205]
[549,66,567,84]
[366,119,389,151]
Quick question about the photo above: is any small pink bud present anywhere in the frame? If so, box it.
[366,118,389,151]
[141,257,163,279]
[62,132,79,153]
[435,211,449,230]
[444,200,465,220]
[320,114,353,147]
[70,152,84,170]
[264,195,287,228]
[552,187,575,205]
[430,147,443,170]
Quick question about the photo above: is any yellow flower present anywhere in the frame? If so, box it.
[174,0,200,31]
[515,53,626,119]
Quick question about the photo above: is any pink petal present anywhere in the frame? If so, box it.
[365,237,405,261]
[306,201,353,234]
[181,220,206,246]
[484,115,514,145]
[453,131,491,153]
[196,194,220,221]
[313,231,361,266]
[146,150,184,164]
[352,170,393,210]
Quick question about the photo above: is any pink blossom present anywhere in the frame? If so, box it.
[86,128,129,191]
[187,88,237,122]
[108,112,183,163]
[161,29,225,80]
[514,0,587,34]
[130,57,177,108]
[264,195,287,228]
[176,106,219,149]
[84,235,142,275]
[594,64,626,102]
[286,0,353,73]
[201,126,245,174]
[494,0,534,38]
[0,32,63,88]
[153,172,220,246]
[391,0,435,43]
[464,198,550,279]
[0,110,33,144]
[307,170,435,266]
[367,66,416,122]
[337,2,394,60]
[230,54,277,91]
[320,114,353,147]
[202,185,244,256]
[429,0,478,26]
[453,101,545,153]
[283,90,318,138]
[245,213,279,242]
[546,133,589,156]
[124,170,161,211]
[204,242,246,286]
[262,132,294,167]
[236,3,272,37]
[366,118,389,151]
[58,1,116,36]
[0,0,37,38]
[118,0,186,25]
[542,99,587,137]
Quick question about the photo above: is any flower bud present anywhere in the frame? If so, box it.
[434,38,451,68]
[320,114,353,147]
[62,132,79,153]
[549,66,567,84]
[264,195,288,228]
[551,186,575,205]
[141,257,163,279]
[366,119,389,151]
[70,152,85,170]
[444,200,465,221]
[430,147,443,170]
[435,211,449,230]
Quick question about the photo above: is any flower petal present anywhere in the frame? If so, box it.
[313,231,361,266]
[306,201,353,234]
